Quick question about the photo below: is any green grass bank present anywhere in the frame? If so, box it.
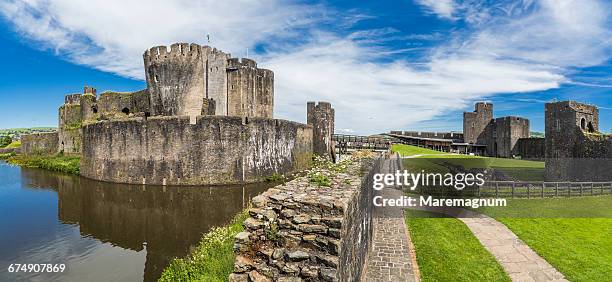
[5,154,80,175]
[159,210,249,282]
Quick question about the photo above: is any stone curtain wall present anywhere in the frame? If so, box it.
[307,102,335,161]
[516,137,545,160]
[58,128,82,154]
[229,158,379,281]
[81,116,313,185]
[21,132,59,155]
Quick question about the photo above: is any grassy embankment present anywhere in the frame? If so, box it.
[395,144,612,281]
[3,154,80,175]
[159,211,249,282]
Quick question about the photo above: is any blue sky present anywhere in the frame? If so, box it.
[0,0,610,134]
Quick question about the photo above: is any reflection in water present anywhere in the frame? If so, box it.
[4,164,272,282]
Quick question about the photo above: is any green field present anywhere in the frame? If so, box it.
[405,210,510,282]
[478,196,612,282]
[392,144,544,180]
[396,144,611,281]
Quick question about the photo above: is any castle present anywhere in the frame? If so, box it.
[21,43,336,185]
[390,100,611,181]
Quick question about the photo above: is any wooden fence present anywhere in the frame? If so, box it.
[478,181,612,198]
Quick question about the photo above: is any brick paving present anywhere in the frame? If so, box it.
[362,156,418,281]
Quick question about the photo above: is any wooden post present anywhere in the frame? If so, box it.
[511,182,515,199]
[591,182,594,196]
[541,182,545,198]
[555,182,559,197]
[495,182,499,198]
[568,182,571,197]
[580,183,583,196]
[527,184,530,199]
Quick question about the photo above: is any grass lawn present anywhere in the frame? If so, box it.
[391,144,447,156]
[477,196,612,282]
[7,154,80,175]
[393,144,544,180]
[4,140,21,148]
[406,209,510,281]
[159,210,248,282]
[493,218,612,282]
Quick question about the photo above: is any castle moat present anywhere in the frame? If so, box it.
[0,161,274,282]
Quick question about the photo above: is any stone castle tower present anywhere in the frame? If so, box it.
[545,101,610,181]
[463,102,493,145]
[307,102,335,160]
[463,102,530,157]
[143,43,273,121]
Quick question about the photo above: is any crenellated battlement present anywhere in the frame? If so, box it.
[144,43,203,59]
[228,57,257,68]
[64,94,82,105]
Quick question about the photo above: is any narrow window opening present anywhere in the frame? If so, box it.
[91,105,98,114]
[587,122,595,133]
[122,107,130,115]
[580,118,586,130]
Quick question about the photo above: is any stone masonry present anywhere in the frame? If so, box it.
[545,101,611,181]
[229,157,379,281]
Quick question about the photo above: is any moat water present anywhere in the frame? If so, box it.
[0,161,274,282]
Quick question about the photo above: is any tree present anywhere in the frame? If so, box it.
[0,135,12,148]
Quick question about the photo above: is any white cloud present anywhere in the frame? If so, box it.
[415,0,456,19]
[0,0,320,79]
[1,0,611,134]
[266,33,562,134]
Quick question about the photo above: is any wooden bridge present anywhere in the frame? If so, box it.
[333,134,393,154]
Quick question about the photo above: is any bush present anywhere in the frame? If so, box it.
[0,152,16,160]
[158,210,249,282]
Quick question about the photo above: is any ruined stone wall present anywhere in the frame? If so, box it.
[307,102,335,160]
[227,58,274,118]
[81,116,313,185]
[230,158,379,281]
[97,90,150,117]
[463,102,493,144]
[59,103,82,129]
[488,116,530,158]
[80,93,97,121]
[516,137,545,160]
[144,43,207,118]
[545,101,611,181]
[58,128,82,154]
[21,132,59,155]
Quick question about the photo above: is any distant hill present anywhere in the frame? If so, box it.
[530,131,545,138]
[0,127,57,140]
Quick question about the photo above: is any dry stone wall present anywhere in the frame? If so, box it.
[81,116,313,185]
[229,158,379,281]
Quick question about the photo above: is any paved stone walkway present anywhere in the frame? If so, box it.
[362,157,418,282]
[459,215,568,282]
